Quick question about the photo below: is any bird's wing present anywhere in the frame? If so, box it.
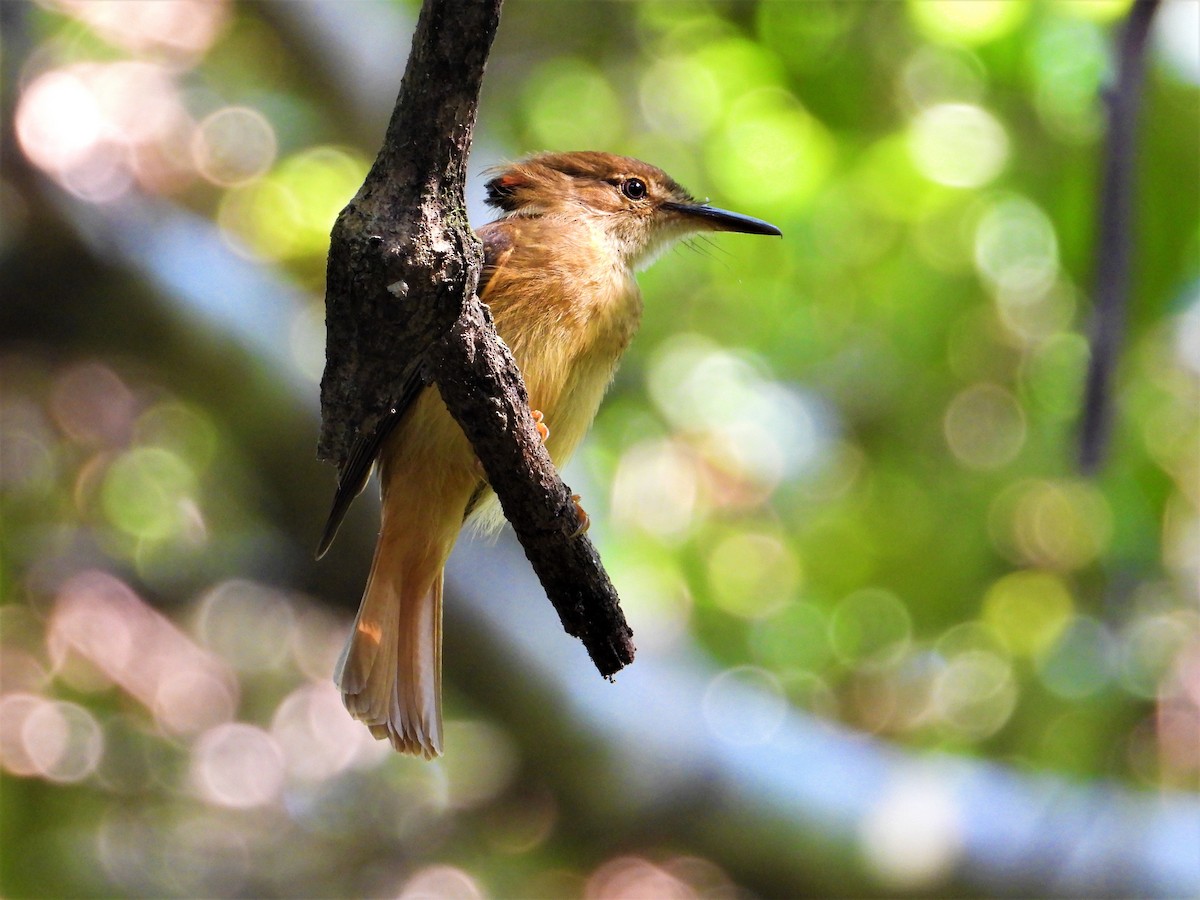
[314,369,422,559]
[314,222,517,559]
[477,220,516,303]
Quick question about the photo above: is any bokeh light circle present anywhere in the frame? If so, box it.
[860,775,963,889]
[974,195,1059,299]
[398,865,484,900]
[702,665,788,746]
[943,382,1026,470]
[983,570,1074,656]
[933,649,1017,738]
[192,107,277,187]
[191,723,285,809]
[908,0,1030,46]
[706,531,800,619]
[909,103,1009,188]
[706,89,834,213]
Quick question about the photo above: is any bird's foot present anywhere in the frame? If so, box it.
[570,493,590,538]
[531,408,550,444]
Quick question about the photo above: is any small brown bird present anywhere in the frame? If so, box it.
[319,151,781,757]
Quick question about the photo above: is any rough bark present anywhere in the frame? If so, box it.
[316,0,635,675]
[317,0,496,460]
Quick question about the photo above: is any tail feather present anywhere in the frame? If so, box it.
[335,552,444,758]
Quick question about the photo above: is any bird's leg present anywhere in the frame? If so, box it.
[527,411,587,536]
[526,411,588,537]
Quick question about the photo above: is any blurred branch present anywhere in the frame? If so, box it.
[315,0,634,674]
[1079,0,1161,472]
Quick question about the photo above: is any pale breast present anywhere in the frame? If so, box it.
[464,218,644,533]
[530,256,641,465]
[487,217,643,450]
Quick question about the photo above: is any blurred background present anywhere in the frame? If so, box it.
[2,0,1198,897]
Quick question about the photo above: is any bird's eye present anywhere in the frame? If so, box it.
[622,178,647,201]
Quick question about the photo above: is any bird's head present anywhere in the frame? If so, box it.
[484,151,781,268]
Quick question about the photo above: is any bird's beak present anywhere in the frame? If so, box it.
[663,201,782,237]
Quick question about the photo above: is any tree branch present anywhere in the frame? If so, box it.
[1079,0,1161,472]
[316,0,635,675]
[429,304,634,674]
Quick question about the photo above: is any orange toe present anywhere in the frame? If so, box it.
[531,408,550,444]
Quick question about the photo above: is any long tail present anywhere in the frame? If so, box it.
[334,543,444,758]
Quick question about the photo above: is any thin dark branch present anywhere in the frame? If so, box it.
[316,0,635,675]
[1079,0,1161,472]
[429,305,633,674]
